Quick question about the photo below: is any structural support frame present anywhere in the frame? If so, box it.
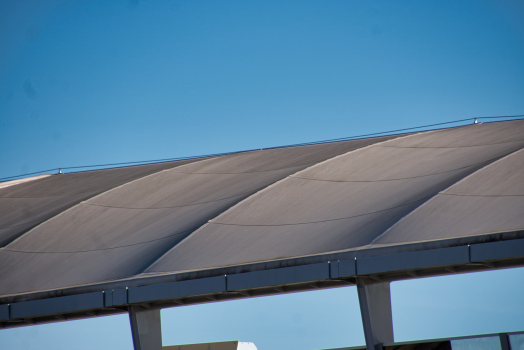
[129,306,163,350]
[357,279,394,350]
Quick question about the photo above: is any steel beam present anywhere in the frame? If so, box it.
[499,333,510,350]
[226,263,329,291]
[129,306,162,350]
[2,237,524,330]
[357,279,393,350]
[129,276,225,304]
[356,246,469,275]
[9,292,103,319]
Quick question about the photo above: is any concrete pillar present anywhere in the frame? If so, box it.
[129,306,162,350]
[356,279,394,350]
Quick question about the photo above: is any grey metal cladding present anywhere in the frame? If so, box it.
[329,261,339,278]
[112,288,128,306]
[226,263,329,291]
[329,259,356,278]
[338,259,357,277]
[10,292,104,319]
[128,276,226,304]
[356,246,470,275]
[0,303,9,321]
[104,290,113,307]
[470,238,524,262]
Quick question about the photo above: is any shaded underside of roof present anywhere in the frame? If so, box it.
[0,120,523,300]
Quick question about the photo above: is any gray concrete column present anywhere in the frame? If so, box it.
[129,306,162,350]
[356,279,394,350]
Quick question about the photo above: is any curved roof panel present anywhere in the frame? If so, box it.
[0,120,523,301]
[0,159,203,247]
[380,120,524,147]
[146,121,524,274]
[373,147,524,245]
[0,136,395,296]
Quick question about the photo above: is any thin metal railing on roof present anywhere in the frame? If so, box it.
[1,114,523,183]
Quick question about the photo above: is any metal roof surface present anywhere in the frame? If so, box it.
[0,120,523,301]
[0,135,396,297]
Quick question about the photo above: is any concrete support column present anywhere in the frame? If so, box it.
[129,306,162,350]
[356,279,394,350]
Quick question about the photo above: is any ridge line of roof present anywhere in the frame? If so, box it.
[4,117,522,183]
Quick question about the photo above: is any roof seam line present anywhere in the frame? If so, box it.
[140,132,415,273]
[368,145,524,245]
[2,156,220,249]
[439,193,524,197]
[209,195,433,227]
[0,218,46,230]
[168,164,306,174]
[3,226,199,254]
[0,191,98,199]
[83,190,259,209]
[289,155,505,183]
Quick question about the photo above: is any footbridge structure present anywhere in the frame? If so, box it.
[1,119,524,350]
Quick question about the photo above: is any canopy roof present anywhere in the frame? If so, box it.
[0,120,523,318]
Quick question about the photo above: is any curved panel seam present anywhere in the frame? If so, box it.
[209,195,431,226]
[289,154,504,183]
[0,218,47,230]
[83,189,260,209]
[140,129,437,273]
[3,156,218,248]
[2,226,199,253]
[368,146,524,245]
[0,190,119,199]
[168,164,314,174]
[439,193,524,197]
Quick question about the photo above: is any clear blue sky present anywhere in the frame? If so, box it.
[0,1,523,349]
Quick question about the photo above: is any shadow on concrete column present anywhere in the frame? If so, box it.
[129,306,163,350]
[357,279,394,350]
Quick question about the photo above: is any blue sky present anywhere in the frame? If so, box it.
[0,0,523,349]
